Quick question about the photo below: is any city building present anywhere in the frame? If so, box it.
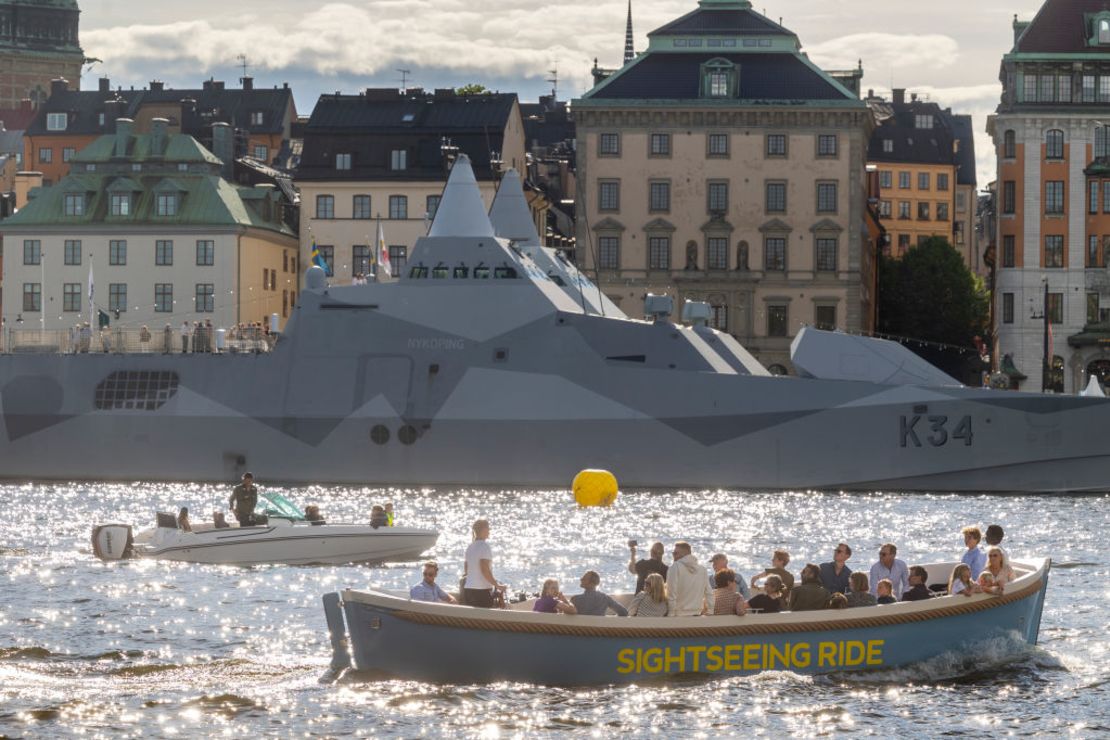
[294,88,526,284]
[24,76,297,185]
[572,0,879,371]
[0,119,298,334]
[986,0,1110,392]
[866,89,978,273]
[521,94,576,250]
[0,0,82,110]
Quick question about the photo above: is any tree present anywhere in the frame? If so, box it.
[455,83,490,96]
[878,237,989,380]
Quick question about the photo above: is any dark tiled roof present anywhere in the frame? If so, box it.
[305,93,516,132]
[586,53,851,101]
[867,101,956,165]
[950,113,976,186]
[649,7,792,37]
[25,90,142,136]
[1014,0,1110,53]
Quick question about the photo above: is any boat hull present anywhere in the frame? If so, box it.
[329,559,1050,685]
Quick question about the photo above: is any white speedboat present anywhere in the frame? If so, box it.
[92,493,438,566]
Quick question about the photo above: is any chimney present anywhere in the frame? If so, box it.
[213,80,225,92]
[150,117,169,155]
[892,88,905,105]
[115,118,134,158]
[240,76,253,90]
[50,78,68,96]
[211,121,233,179]
[98,77,110,94]
[910,92,918,102]
[150,80,164,92]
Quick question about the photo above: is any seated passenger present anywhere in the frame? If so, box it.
[533,579,576,614]
[948,563,978,597]
[845,571,877,607]
[177,507,192,532]
[977,570,1002,595]
[902,565,933,601]
[305,505,325,525]
[710,553,750,599]
[876,578,896,604]
[369,505,388,529]
[960,525,987,580]
[787,564,830,611]
[747,575,785,613]
[826,592,849,609]
[409,561,457,603]
[570,570,627,616]
[628,572,669,617]
[750,549,794,596]
[711,568,748,616]
[212,510,229,529]
[384,502,396,527]
[984,547,1012,590]
[818,543,853,595]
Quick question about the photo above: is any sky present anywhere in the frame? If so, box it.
[79,0,1051,187]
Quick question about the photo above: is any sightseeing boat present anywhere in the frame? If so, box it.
[321,558,1050,685]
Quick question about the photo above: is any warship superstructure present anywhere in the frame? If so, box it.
[2,156,1109,491]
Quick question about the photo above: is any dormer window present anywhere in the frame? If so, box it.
[250,111,264,126]
[700,59,736,99]
[1087,12,1110,46]
[109,193,131,216]
[46,112,67,131]
[63,193,85,216]
[1101,19,1110,44]
[156,193,178,216]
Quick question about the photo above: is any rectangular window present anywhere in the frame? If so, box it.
[707,237,728,270]
[64,193,84,216]
[336,152,352,170]
[390,150,407,170]
[882,139,893,153]
[1089,292,1100,324]
[352,245,371,276]
[598,180,620,211]
[250,111,264,126]
[598,236,619,269]
[764,237,786,271]
[1024,74,1038,102]
[707,181,728,213]
[898,201,911,219]
[879,171,892,189]
[1002,292,1014,324]
[816,238,837,271]
[1045,235,1064,268]
[155,239,173,266]
[155,284,173,313]
[707,133,728,156]
[1047,292,1064,324]
[1059,73,1072,102]
[816,182,837,213]
[426,195,440,219]
[879,200,891,218]
[253,145,268,161]
[62,146,75,162]
[317,245,334,275]
[1091,181,1100,214]
[1003,181,1016,214]
[353,194,371,219]
[1003,235,1015,267]
[1046,130,1064,159]
[767,305,787,337]
[1045,181,1065,214]
[899,171,911,189]
[196,239,214,266]
[914,114,933,129]
[817,134,838,157]
[649,133,671,156]
[110,193,131,216]
[155,193,177,217]
[23,239,41,265]
[46,112,67,131]
[918,202,931,220]
[1041,75,1055,102]
[710,304,728,331]
[109,239,126,265]
[1089,235,1101,268]
[708,70,729,97]
[316,194,334,219]
[1101,76,1110,103]
[388,195,408,219]
[647,236,670,270]
[766,134,786,157]
[897,234,911,254]
[918,172,930,190]
[64,239,81,265]
[1104,180,1110,212]
[23,283,41,312]
[766,181,786,213]
[937,173,949,191]
[62,283,80,312]
[388,245,407,274]
[937,202,949,221]
[39,147,52,163]
[815,305,836,331]
[109,283,126,313]
[599,132,620,156]
[195,284,214,312]
[649,181,670,212]
[1084,74,1097,103]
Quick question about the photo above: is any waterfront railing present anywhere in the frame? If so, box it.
[1,328,275,355]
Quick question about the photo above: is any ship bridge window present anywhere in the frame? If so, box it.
[548,272,566,286]
[95,371,179,411]
[493,266,519,279]
[432,263,449,279]
[474,265,490,279]
[409,265,428,279]
[453,265,470,278]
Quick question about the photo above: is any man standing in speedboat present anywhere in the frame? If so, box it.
[667,542,713,616]
[229,472,259,527]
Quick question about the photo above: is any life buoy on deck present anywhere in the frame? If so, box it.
[573,469,619,507]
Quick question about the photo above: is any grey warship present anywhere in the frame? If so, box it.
[2,155,1109,492]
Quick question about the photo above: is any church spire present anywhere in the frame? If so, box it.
[623,0,635,65]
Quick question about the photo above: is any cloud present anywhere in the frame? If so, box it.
[806,33,960,72]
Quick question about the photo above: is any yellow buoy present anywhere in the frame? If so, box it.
[573,469,619,507]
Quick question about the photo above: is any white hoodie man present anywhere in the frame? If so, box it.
[667,541,713,616]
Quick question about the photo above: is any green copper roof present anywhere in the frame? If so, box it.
[74,133,222,165]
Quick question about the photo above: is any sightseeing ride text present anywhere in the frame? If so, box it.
[616,639,884,674]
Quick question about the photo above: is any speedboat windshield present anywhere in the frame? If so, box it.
[255,492,306,520]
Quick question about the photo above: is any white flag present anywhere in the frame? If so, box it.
[87,262,94,321]
[377,221,391,278]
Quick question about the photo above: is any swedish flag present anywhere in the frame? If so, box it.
[310,239,331,276]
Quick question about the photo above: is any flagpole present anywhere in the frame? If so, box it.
[40,246,45,337]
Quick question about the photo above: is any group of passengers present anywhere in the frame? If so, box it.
[408,519,1019,617]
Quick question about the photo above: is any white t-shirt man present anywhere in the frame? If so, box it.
[464,539,494,589]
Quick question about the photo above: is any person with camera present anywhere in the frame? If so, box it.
[627,539,668,594]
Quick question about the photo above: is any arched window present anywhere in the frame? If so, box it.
[1003,130,1016,159]
[700,58,736,99]
[1045,129,1064,159]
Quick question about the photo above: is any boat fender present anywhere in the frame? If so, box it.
[92,524,135,561]
[573,469,619,507]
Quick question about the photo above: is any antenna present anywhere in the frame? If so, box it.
[236,54,250,80]
[397,69,412,94]
[547,66,558,101]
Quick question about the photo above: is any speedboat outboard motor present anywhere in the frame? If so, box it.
[92,524,135,560]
